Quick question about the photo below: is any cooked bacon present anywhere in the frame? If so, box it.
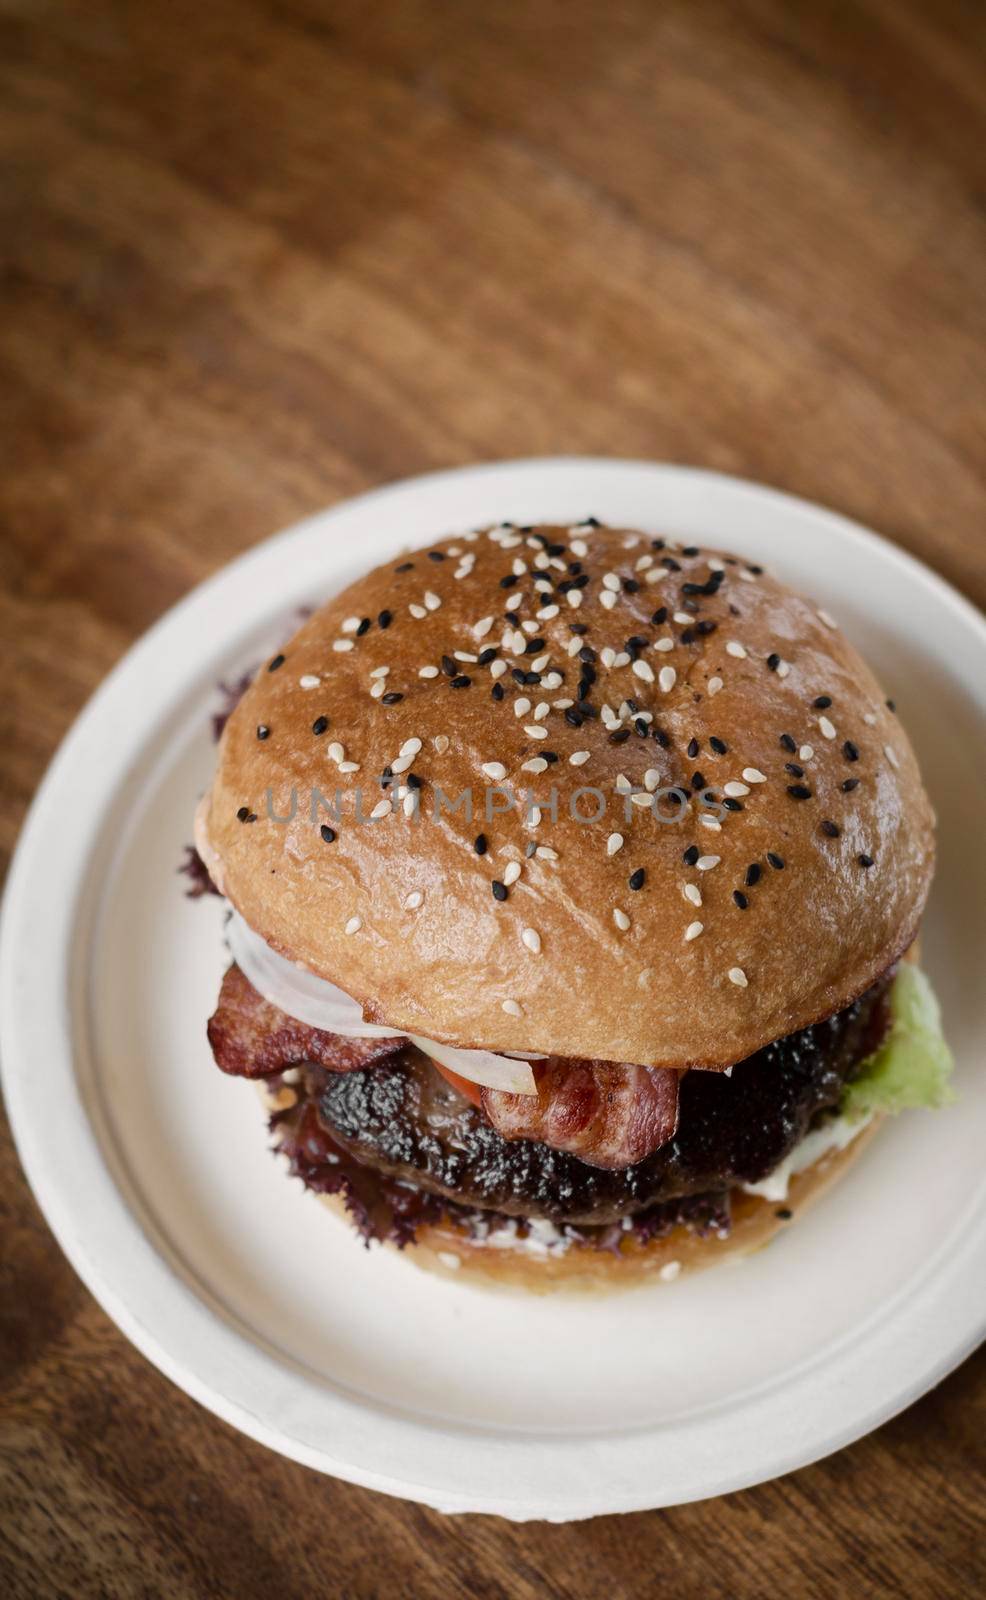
[482,1060,680,1170]
[207,963,404,1079]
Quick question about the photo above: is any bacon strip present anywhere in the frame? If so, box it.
[207,963,404,1079]
[482,1060,680,1170]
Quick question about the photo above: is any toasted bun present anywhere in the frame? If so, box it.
[201,524,933,1068]
[295,1112,883,1294]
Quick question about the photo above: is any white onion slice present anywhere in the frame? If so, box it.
[225,910,538,1094]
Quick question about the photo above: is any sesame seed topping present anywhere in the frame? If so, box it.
[256,725,270,740]
[884,745,900,769]
[817,609,838,630]
[683,845,700,866]
[724,781,749,798]
[267,654,285,672]
[742,768,766,783]
[319,825,336,844]
[725,641,747,659]
[492,880,508,902]
[683,883,702,907]
[345,916,362,935]
[418,665,439,678]
[708,677,723,696]
[311,716,329,736]
[370,799,391,820]
[522,757,548,774]
[423,590,442,611]
[658,665,677,693]
[728,967,748,988]
[697,854,720,871]
[787,784,812,800]
[299,674,320,689]
[684,921,704,941]
[821,819,841,838]
[333,639,354,653]
[818,716,837,740]
[522,927,542,955]
[482,762,507,781]
[799,744,814,761]
[841,777,860,792]
[780,733,797,752]
[503,861,522,886]
[858,853,875,868]
[569,749,591,766]
[502,998,523,1016]
[613,908,631,932]
[404,891,423,910]
[628,868,646,891]
[767,851,785,870]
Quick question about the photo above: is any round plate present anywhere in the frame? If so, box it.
[3,460,985,1520]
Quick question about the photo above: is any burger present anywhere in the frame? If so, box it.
[194,520,953,1289]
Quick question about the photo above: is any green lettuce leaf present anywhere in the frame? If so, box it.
[842,963,955,1123]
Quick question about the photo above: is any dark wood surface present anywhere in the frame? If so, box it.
[2,2,985,1594]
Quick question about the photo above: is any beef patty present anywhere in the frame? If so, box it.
[303,973,891,1224]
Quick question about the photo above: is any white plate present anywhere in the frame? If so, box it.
[3,460,985,1520]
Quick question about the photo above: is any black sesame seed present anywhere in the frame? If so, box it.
[652,728,670,748]
[691,771,706,790]
[356,617,371,636]
[256,725,270,740]
[511,668,527,686]
[267,653,285,672]
[813,695,832,709]
[569,622,588,636]
[525,840,538,858]
[775,1208,793,1221]
[381,692,404,706]
[236,806,250,822]
[858,853,874,868]
[651,536,665,549]
[732,890,748,909]
[525,638,546,655]
[573,574,590,589]
[766,653,781,671]
[722,797,744,812]
[441,655,457,676]
[843,740,859,762]
[311,716,328,735]
[492,880,508,902]
[651,607,668,626]
[395,561,414,572]
[841,777,860,792]
[623,577,640,593]
[406,773,423,790]
[749,564,763,575]
[767,851,786,870]
[451,674,471,688]
[583,516,602,527]
[661,556,682,571]
[784,762,805,778]
[427,549,446,561]
[491,683,504,702]
[683,845,700,866]
[634,718,649,737]
[378,609,393,629]
[787,784,812,800]
[578,645,597,664]
[522,670,541,685]
[820,819,841,838]
[687,737,700,759]
[564,708,583,728]
[478,647,497,666]
[629,868,646,891]
[474,833,488,856]
[609,728,631,744]
[320,825,337,844]
[576,701,598,719]
[886,699,896,713]
[542,750,559,763]
[780,733,797,753]
[709,736,728,754]
[696,619,718,636]
[745,862,761,887]
[499,573,519,589]
[682,545,699,557]
[679,629,695,645]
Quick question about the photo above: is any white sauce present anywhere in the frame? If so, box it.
[742,1112,872,1203]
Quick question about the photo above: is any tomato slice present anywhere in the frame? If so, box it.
[430,1059,484,1108]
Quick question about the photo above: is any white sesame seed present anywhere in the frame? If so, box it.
[370,681,384,698]
[536,604,560,620]
[542,671,563,689]
[570,539,589,557]
[536,845,558,860]
[327,740,344,762]
[418,665,439,678]
[683,883,702,907]
[370,799,391,820]
[502,998,523,1017]
[659,665,677,693]
[799,744,814,761]
[728,967,749,988]
[685,921,704,942]
[404,891,423,910]
[776,661,790,679]
[600,590,617,610]
[533,551,550,569]
[884,744,900,769]
[613,908,631,932]
[503,861,522,886]
[345,916,362,936]
[644,567,664,583]
[424,590,442,612]
[433,735,450,753]
[742,768,767,784]
[525,725,548,739]
[570,749,591,765]
[817,609,838,630]
[673,611,692,625]
[534,701,550,720]
[723,781,750,797]
[699,814,722,830]
[504,591,523,612]
[600,646,616,669]
[299,674,320,689]
[612,651,631,669]
[490,660,507,679]
[863,711,877,726]
[473,616,494,639]
[338,760,360,774]
[631,792,653,807]
[333,639,355,652]
[390,753,413,773]
[708,558,725,572]
[522,757,548,774]
[726,641,747,659]
[402,792,417,817]
[602,571,621,591]
[409,603,427,619]
[482,762,506,781]
[522,927,542,955]
[654,636,674,652]
[400,737,422,757]
[708,676,723,696]
[644,769,661,792]
[615,774,632,793]
[697,854,721,871]
[511,630,527,652]
[553,698,574,710]
[607,832,624,855]
[819,716,837,740]
[512,558,526,576]
[370,665,390,678]
[635,554,654,571]
[565,636,582,657]
[514,697,531,717]
[341,615,361,633]
[632,658,655,684]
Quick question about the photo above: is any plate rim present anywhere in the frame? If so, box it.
[3,457,985,1519]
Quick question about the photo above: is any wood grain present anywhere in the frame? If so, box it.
[1,1,985,1594]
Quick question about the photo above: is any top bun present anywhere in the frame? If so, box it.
[198,522,934,1069]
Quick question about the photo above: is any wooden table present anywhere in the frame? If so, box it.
[2,2,985,1593]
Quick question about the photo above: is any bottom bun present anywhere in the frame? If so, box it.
[257,1083,882,1294]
